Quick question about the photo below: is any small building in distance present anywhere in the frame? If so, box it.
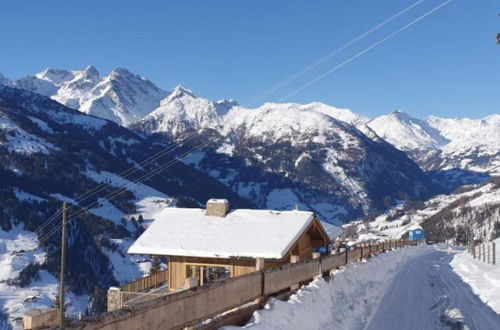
[128,199,331,291]
[408,225,425,241]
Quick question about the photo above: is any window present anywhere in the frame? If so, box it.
[186,264,231,286]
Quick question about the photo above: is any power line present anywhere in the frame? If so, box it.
[37,137,216,246]
[36,0,454,245]
[34,130,201,239]
[243,0,425,107]
[279,0,454,102]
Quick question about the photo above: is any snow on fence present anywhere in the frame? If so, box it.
[71,239,418,330]
[469,241,497,265]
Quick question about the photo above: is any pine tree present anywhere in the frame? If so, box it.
[149,257,161,275]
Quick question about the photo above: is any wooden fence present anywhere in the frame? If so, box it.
[120,269,168,293]
[71,239,418,330]
[469,241,496,265]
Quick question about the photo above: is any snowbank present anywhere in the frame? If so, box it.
[224,244,432,330]
[451,239,500,313]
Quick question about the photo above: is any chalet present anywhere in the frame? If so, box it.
[128,199,331,291]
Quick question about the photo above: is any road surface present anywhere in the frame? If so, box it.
[367,246,500,330]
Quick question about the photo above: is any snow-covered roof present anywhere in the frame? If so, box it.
[408,225,423,231]
[128,208,319,259]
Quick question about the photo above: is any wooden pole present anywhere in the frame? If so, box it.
[493,242,496,265]
[59,202,68,328]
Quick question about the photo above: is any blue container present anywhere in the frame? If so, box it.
[408,226,425,240]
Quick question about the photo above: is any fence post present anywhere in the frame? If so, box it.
[107,287,122,312]
[255,257,265,305]
[313,252,321,279]
[493,243,496,265]
[290,255,300,290]
[483,244,486,262]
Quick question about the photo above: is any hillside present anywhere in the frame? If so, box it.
[0,84,251,323]
[339,177,500,245]
[367,111,500,179]
[132,89,438,224]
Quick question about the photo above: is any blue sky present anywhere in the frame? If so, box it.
[0,0,498,119]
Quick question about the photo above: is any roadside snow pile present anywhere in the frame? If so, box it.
[226,244,431,330]
[451,238,500,314]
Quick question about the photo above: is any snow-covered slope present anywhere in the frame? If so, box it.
[367,110,449,151]
[0,85,252,327]
[228,244,500,330]
[424,114,500,174]
[2,66,167,126]
[368,111,500,176]
[135,85,236,136]
[342,177,500,245]
[133,90,437,224]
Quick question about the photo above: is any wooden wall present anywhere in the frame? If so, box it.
[168,256,256,290]
[167,221,326,290]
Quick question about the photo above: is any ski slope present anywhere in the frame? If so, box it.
[229,244,499,330]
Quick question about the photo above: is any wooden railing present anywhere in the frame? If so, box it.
[77,239,419,330]
[121,290,170,307]
[120,269,168,293]
[469,241,497,265]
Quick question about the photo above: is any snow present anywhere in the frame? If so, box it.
[451,240,500,313]
[227,244,500,330]
[265,189,305,210]
[367,110,449,151]
[0,114,57,155]
[182,151,205,167]
[104,238,147,285]
[0,225,45,280]
[368,111,500,175]
[0,225,88,329]
[128,208,316,259]
[84,169,167,201]
[13,188,46,204]
[0,271,88,330]
[27,116,54,133]
[137,85,229,135]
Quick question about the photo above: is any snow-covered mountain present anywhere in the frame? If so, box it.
[0,84,250,326]
[135,85,237,137]
[1,66,167,126]
[133,91,437,224]
[367,110,449,152]
[367,111,500,177]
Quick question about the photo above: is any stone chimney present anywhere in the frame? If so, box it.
[206,199,229,217]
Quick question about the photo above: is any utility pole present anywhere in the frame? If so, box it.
[59,202,68,328]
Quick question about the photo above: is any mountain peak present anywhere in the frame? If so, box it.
[0,73,12,86]
[83,64,100,76]
[109,67,135,79]
[167,85,198,99]
[36,67,74,85]
[388,109,412,120]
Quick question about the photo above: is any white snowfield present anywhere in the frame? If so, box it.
[225,245,500,330]
[451,238,500,314]
[128,208,316,259]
